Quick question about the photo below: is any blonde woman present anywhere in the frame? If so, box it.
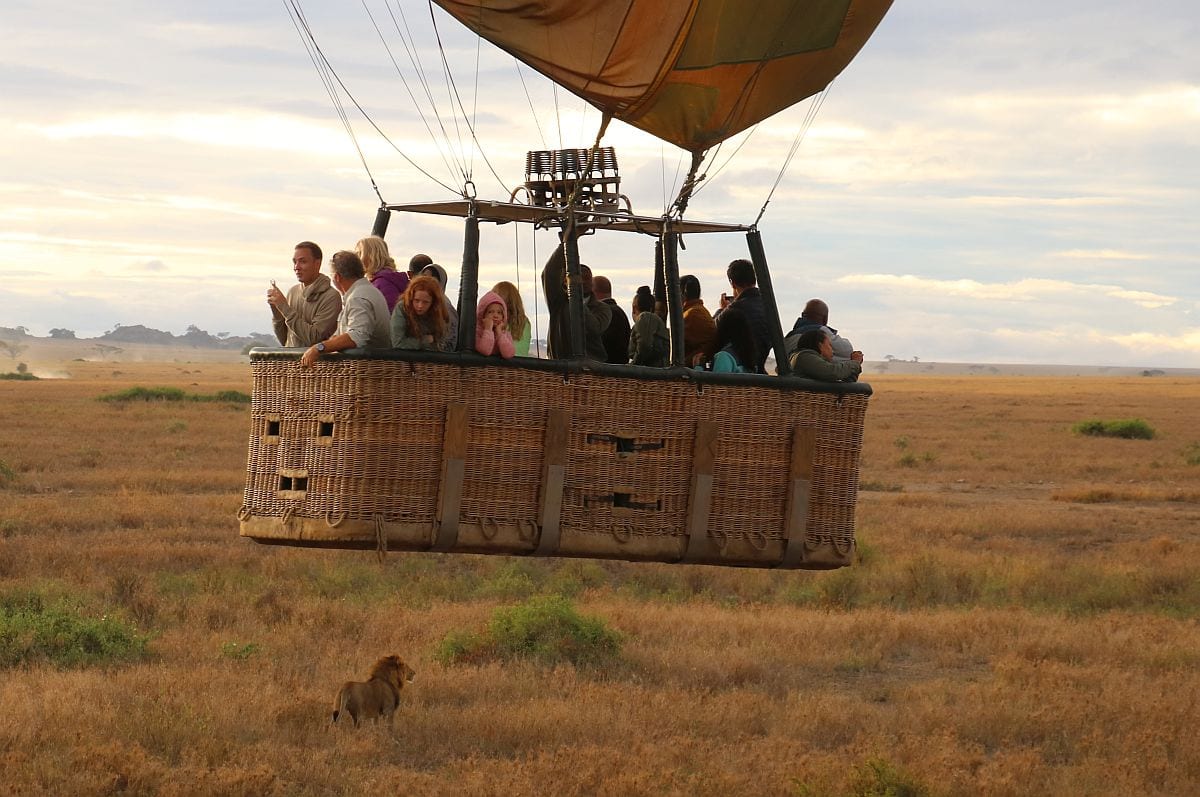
[355,235,408,313]
[490,281,530,356]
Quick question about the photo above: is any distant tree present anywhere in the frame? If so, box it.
[92,343,123,361]
[16,362,28,374]
[48,328,76,339]
[884,354,897,362]
[0,341,26,360]
[911,356,920,363]
[217,331,230,339]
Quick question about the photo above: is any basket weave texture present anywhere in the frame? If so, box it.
[240,357,868,569]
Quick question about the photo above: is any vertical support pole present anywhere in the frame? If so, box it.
[682,420,719,562]
[433,403,469,550]
[662,227,685,367]
[779,425,816,567]
[371,207,390,238]
[535,408,571,556]
[746,229,791,376]
[652,238,667,319]
[457,209,480,354]
[563,215,586,359]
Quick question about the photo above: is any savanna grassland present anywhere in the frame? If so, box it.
[2,361,1199,796]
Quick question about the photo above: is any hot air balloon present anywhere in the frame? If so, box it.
[239,0,891,569]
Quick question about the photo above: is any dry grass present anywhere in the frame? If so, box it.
[2,367,1200,795]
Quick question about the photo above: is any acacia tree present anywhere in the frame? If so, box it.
[0,340,27,360]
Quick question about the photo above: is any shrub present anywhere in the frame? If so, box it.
[1072,418,1155,440]
[436,595,621,667]
[99,386,188,402]
[0,598,151,668]
[1185,443,1200,466]
[97,386,250,404]
[0,372,38,381]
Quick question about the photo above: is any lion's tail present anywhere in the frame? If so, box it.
[331,686,348,725]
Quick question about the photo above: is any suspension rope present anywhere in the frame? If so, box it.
[426,1,509,195]
[286,0,384,204]
[286,0,458,196]
[692,124,759,200]
[515,60,549,151]
[365,0,462,187]
[754,85,831,227]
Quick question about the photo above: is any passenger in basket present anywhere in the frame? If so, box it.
[714,258,772,373]
[696,307,756,374]
[592,275,630,364]
[356,236,408,313]
[788,329,863,382]
[680,274,716,367]
[408,253,432,279]
[474,290,516,359]
[540,244,611,360]
[628,286,670,367]
[419,263,460,352]
[491,281,531,357]
[391,275,450,352]
[782,298,859,367]
[300,250,390,368]
[268,241,342,347]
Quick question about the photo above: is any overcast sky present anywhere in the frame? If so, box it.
[1,1,1197,366]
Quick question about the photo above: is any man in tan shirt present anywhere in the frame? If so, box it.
[267,241,342,346]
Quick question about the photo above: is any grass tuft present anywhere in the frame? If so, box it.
[846,757,932,797]
[436,595,621,667]
[1072,418,1155,440]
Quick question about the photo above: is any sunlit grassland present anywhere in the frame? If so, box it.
[2,366,1199,795]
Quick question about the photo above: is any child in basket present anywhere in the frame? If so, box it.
[474,290,516,359]
[391,275,450,351]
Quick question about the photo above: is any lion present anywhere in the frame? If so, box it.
[330,654,415,728]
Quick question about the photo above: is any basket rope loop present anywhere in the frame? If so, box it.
[280,506,296,525]
[611,524,632,543]
[374,514,387,562]
[748,530,769,551]
[481,517,500,540]
[236,505,252,522]
[517,519,539,542]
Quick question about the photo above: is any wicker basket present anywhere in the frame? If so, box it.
[239,351,870,569]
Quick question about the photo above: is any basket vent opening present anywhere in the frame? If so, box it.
[318,420,334,438]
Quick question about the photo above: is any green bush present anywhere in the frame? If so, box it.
[1072,418,1155,440]
[98,386,250,404]
[0,598,151,668]
[0,372,38,381]
[436,595,621,667]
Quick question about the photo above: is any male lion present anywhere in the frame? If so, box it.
[330,654,415,728]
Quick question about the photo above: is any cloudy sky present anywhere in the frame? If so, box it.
[2,1,1197,366]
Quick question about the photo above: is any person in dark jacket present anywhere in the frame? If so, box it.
[593,274,630,364]
[540,244,611,360]
[714,258,772,373]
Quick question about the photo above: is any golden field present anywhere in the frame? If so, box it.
[1,360,1199,796]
